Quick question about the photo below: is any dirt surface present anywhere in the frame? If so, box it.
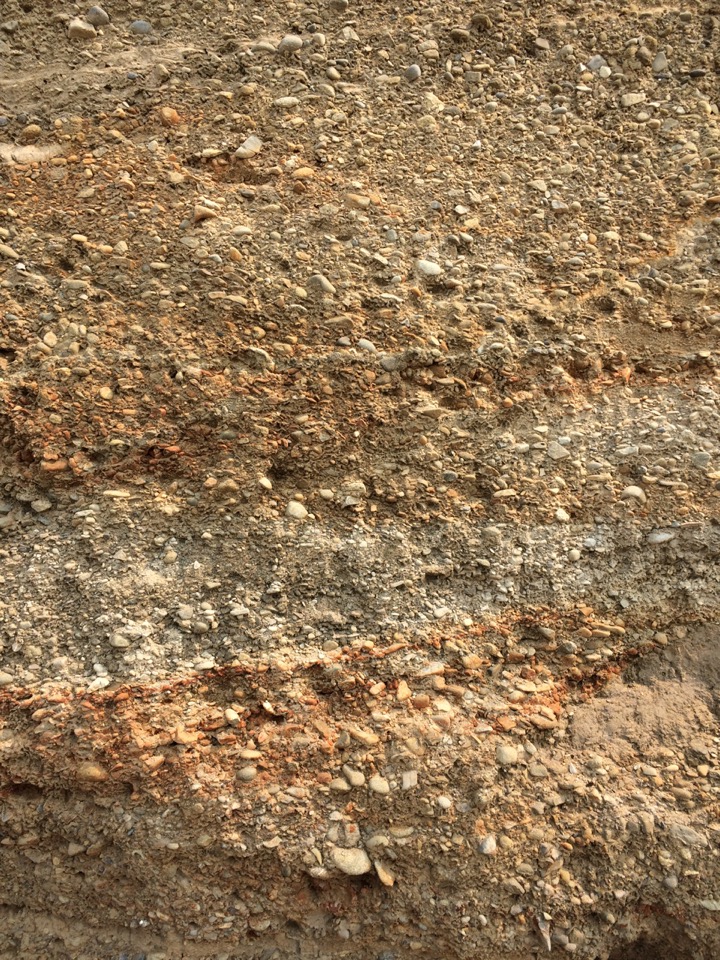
[1,1,720,958]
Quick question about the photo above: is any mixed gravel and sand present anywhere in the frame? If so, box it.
[1,2,719,958]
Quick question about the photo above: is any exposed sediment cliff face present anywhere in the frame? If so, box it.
[1,0,719,957]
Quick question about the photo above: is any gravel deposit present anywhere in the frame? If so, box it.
[0,1,719,958]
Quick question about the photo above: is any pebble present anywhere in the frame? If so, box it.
[620,485,647,505]
[652,51,669,73]
[416,259,443,277]
[405,65,421,81]
[130,20,152,35]
[77,761,109,782]
[547,441,570,460]
[621,92,646,108]
[342,766,366,787]
[402,770,418,790]
[86,6,110,27]
[479,835,497,856]
[308,274,336,294]
[368,775,390,795]
[235,135,263,159]
[68,18,97,40]
[647,530,675,545]
[330,846,372,875]
[285,501,308,521]
[277,35,303,54]
[496,744,519,766]
[237,766,257,782]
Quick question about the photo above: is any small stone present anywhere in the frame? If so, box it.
[462,654,483,670]
[547,441,570,460]
[130,20,152,35]
[77,761,109,783]
[331,846,372,875]
[621,92,646,108]
[216,478,240,494]
[238,766,257,782]
[19,125,42,144]
[342,766,366,787]
[68,18,97,40]
[374,860,395,886]
[496,744,519,767]
[479,835,497,855]
[30,499,52,513]
[329,777,351,792]
[225,708,241,726]
[652,51,669,73]
[158,106,181,127]
[405,64,422,81]
[396,679,412,701]
[369,775,390,795]
[278,35,304,53]
[416,259,443,277]
[647,530,675,545]
[669,823,707,847]
[357,338,376,352]
[308,274,336,294]
[285,501,308,520]
[402,770,418,790]
[0,672,14,687]
[620,485,647,505]
[235,135,263,159]
[86,6,110,27]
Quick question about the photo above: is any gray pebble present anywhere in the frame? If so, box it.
[405,64,421,81]
[130,20,152,35]
[86,6,110,27]
[652,50,669,73]
[277,35,303,54]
